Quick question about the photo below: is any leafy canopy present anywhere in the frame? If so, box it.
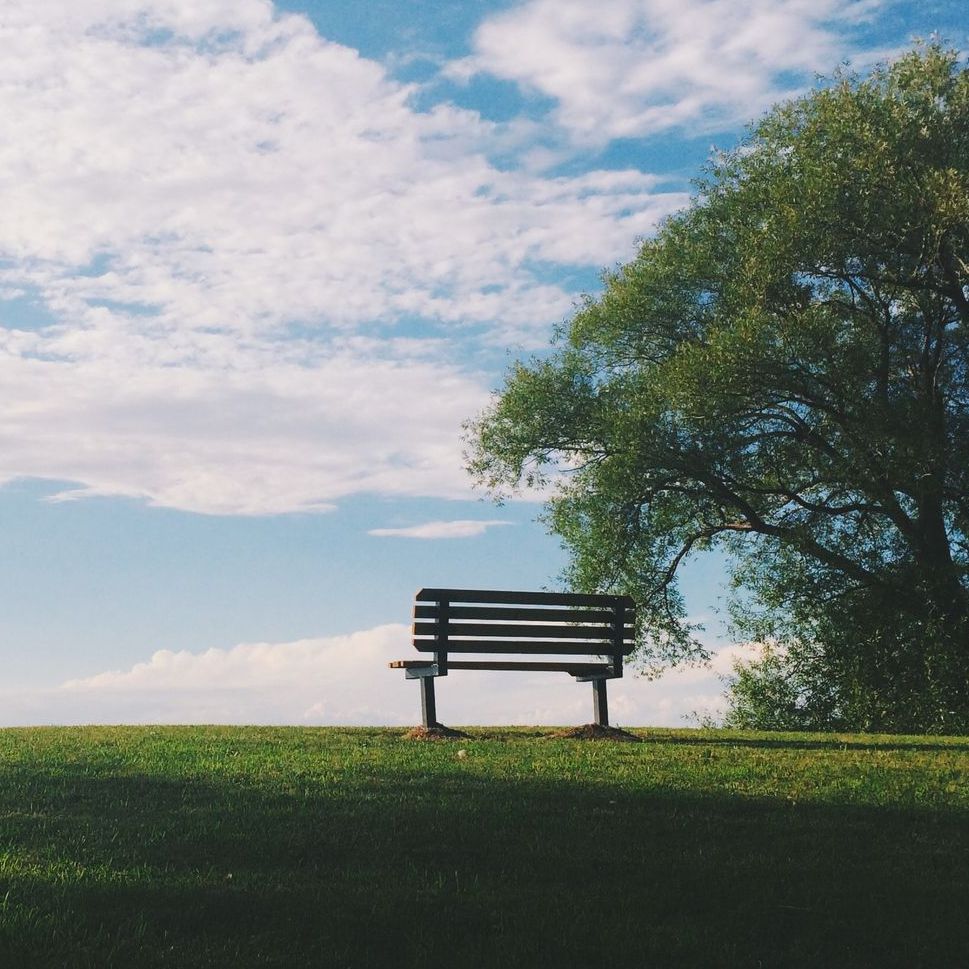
[466,46,969,731]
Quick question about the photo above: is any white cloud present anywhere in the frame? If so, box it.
[0,623,739,727]
[452,0,886,143]
[49,625,414,726]
[0,0,688,515]
[368,519,513,539]
[0,338,488,513]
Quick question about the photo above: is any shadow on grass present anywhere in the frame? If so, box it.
[420,725,969,753]
[0,758,965,968]
[633,733,969,754]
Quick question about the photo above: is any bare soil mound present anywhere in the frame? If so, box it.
[403,724,470,740]
[551,723,641,742]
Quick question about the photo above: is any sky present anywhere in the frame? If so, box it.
[0,0,965,728]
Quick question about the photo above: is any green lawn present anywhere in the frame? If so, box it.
[0,726,966,968]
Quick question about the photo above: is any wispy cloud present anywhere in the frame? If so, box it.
[0,344,488,514]
[451,0,888,143]
[368,519,513,539]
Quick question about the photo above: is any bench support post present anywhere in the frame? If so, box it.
[420,675,438,728]
[592,678,609,727]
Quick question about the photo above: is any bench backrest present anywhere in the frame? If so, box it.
[413,588,636,675]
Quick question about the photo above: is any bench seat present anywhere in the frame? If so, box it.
[389,660,613,675]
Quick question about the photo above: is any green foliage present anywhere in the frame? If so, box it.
[722,641,849,732]
[0,726,967,967]
[466,45,969,729]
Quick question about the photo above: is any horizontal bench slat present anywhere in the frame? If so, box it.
[413,639,630,655]
[414,604,629,624]
[413,621,631,641]
[416,587,635,608]
[445,661,612,674]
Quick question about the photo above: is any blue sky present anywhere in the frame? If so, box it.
[0,0,964,727]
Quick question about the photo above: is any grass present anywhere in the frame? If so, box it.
[0,726,966,968]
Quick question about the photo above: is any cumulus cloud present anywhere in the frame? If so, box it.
[452,0,886,142]
[48,625,413,726]
[0,0,691,515]
[368,519,513,539]
[0,623,741,727]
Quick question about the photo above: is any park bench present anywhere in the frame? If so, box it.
[390,588,636,729]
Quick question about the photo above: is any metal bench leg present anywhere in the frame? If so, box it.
[420,675,438,728]
[592,679,609,727]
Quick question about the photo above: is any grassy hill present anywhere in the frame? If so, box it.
[0,725,965,968]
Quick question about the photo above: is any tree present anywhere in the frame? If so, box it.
[466,45,969,733]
